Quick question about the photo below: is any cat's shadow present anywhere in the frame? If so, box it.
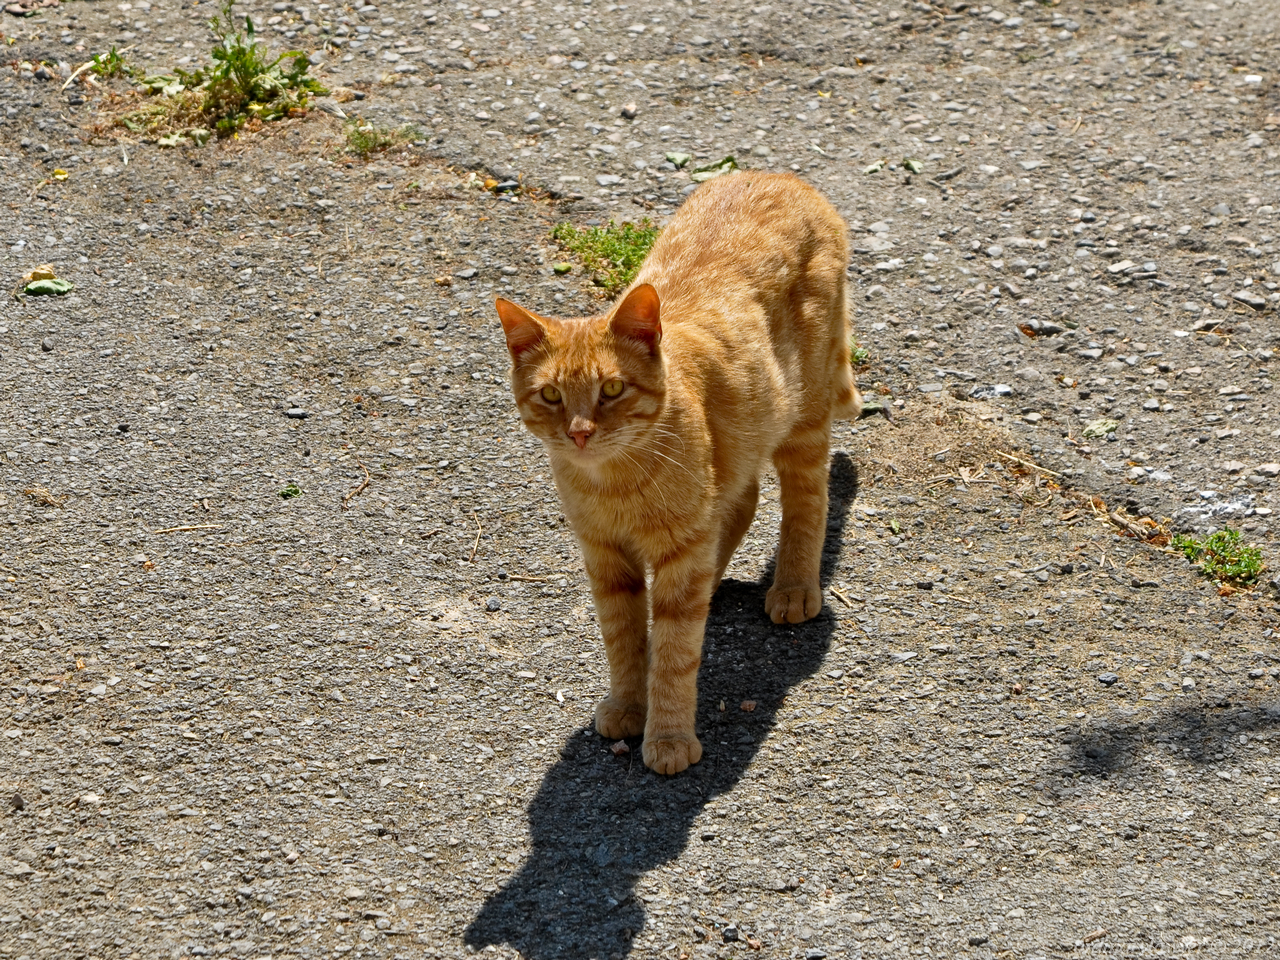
[465,453,857,959]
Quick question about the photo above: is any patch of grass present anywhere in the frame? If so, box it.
[550,219,660,296]
[89,46,139,81]
[343,121,420,158]
[119,0,325,141]
[851,339,870,367]
[278,483,302,500]
[117,90,208,140]
[1173,528,1265,586]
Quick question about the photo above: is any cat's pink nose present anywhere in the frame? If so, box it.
[568,419,596,448]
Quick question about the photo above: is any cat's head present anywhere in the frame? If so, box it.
[496,284,666,468]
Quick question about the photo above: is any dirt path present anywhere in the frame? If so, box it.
[1,1,1278,958]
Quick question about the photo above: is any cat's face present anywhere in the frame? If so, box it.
[497,285,666,470]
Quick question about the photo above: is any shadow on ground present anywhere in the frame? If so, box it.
[465,453,858,960]
[1051,697,1280,783]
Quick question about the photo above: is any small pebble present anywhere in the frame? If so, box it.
[1097,672,1119,687]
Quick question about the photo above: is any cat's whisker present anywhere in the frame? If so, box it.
[612,446,674,513]
[617,438,702,488]
[650,426,689,451]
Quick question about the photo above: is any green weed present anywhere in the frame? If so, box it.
[550,219,660,296]
[89,46,139,80]
[1172,528,1264,586]
[851,339,870,367]
[279,483,302,500]
[180,0,326,136]
[343,121,420,159]
[120,0,326,141]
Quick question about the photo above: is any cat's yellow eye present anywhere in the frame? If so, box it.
[601,379,624,399]
[540,385,562,403]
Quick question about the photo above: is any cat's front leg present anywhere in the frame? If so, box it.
[580,538,649,740]
[643,540,715,774]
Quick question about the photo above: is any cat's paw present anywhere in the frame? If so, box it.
[595,697,646,740]
[765,583,823,624]
[642,732,702,775]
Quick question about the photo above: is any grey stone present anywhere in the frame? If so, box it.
[969,384,1013,400]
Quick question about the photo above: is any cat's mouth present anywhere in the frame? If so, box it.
[554,434,616,465]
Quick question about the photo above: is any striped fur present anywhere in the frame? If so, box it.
[496,173,859,774]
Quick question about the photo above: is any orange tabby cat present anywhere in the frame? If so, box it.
[496,172,860,774]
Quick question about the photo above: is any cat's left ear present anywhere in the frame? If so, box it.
[496,298,549,360]
[610,283,662,354]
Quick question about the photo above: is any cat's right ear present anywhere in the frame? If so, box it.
[496,298,548,361]
[610,283,662,355]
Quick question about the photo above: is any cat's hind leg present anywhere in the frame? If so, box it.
[712,478,759,594]
[581,538,649,740]
[831,285,863,421]
[832,345,863,421]
[766,421,831,624]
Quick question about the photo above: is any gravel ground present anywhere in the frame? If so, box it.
[2,1,1280,958]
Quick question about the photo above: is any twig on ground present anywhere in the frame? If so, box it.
[830,587,853,607]
[469,512,482,563]
[997,451,1064,477]
[505,575,548,583]
[24,486,68,507]
[1108,510,1151,540]
[61,61,94,91]
[149,523,224,535]
[342,458,372,511]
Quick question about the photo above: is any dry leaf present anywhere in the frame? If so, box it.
[22,264,57,284]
